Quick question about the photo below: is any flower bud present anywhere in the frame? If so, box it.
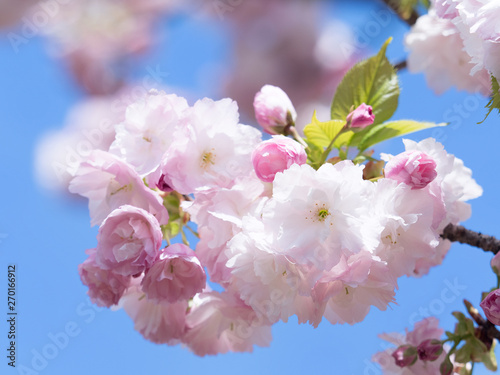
[254,85,297,135]
[252,135,307,183]
[480,289,500,325]
[417,339,443,361]
[439,356,454,375]
[392,345,418,367]
[491,252,500,276]
[385,150,437,189]
[346,103,375,129]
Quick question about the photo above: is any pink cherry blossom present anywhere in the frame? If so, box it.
[346,103,375,128]
[262,161,381,271]
[119,278,188,345]
[78,248,131,307]
[385,150,438,190]
[480,289,500,326]
[312,252,397,325]
[182,173,269,285]
[183,291,272,356]
[253,85,297,135]
[226,216,318,325]
[141,244,206,303]
[372,178,446,278]
[160,98,262,194]
[251,136,306,183]
[401,138,482,229]
[110,90,189,176]
[95,205,163,276]
[405,10,491,95]
[69,150,168,226]
[452,0,500,81]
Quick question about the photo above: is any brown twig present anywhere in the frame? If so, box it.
[441,224,500,255]
[393,60,407,71]
[464,300,500,343]
[380,0,419,27]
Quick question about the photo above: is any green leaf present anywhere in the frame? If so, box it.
[163,194,181,222]
[331,38,399,125]
[305,140,324,169]
[452,312,475,336]
[303,111,345,149]
[357,120,448,151]
[420,0,431,8]
[480,340,497,371]
[161,222,180,239]
[479,75,500,124]
[455,343,473,364]
[397,0,419,18]
[469,337,488,362]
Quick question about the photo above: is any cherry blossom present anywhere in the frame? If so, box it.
[69,150,168,226]
[141,244,206,303]
[95,205,163,276]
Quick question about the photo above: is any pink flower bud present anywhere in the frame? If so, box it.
[346,103,375,129]
[252,135,307,183]
[392,345,418,367]
[480,289,500,325]
[417,339,443,361]
[491,253,500,276]
[385,150,438,190]
[254,85,297,135]
[141,243,206,303]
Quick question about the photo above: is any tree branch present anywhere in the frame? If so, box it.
[393,60,407,71]
[380,0,419,27]
[464,300,500,344]
[441,224,500,255]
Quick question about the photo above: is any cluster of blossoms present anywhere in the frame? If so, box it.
[405,0,498,95]
[373,317,471,374]
[71,84,481,355]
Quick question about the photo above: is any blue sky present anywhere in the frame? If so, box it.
[1,1,499,374]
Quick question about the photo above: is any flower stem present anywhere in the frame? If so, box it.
[285,125,308,149]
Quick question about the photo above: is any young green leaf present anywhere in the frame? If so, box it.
[479,340,497,371]
[396,0,419,19]
[303,111,345,149]
[357,120,448,151]
[331,38,399,125]
[479,75,500,124]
